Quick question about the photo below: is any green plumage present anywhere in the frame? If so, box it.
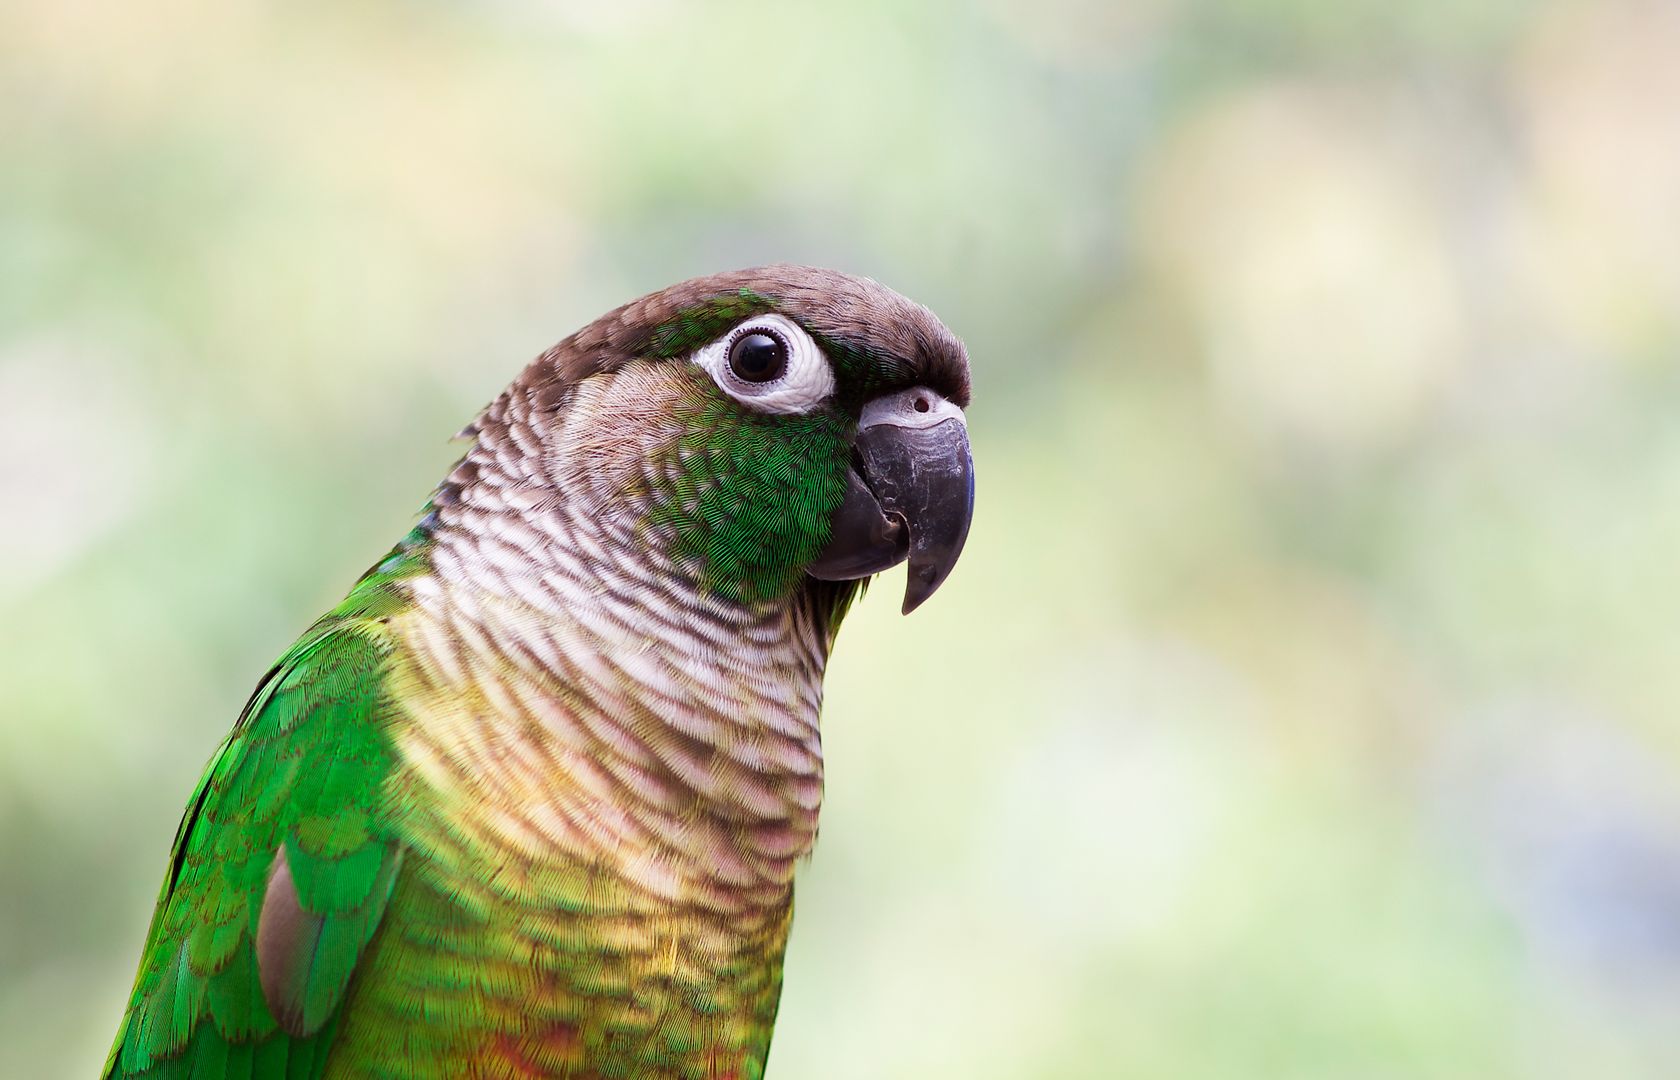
[106,554,417,1079]
[649,380,851,604]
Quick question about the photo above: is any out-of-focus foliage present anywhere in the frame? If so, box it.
[5,0,1680,1076]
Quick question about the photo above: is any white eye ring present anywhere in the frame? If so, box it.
[693,314,835,415]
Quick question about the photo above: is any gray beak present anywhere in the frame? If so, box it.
[807,387,974,614]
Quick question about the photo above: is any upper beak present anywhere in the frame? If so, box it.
[807,387,974,614]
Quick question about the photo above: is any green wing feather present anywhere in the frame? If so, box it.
[104,558,419,1080]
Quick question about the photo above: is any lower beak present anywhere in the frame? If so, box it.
[807,387,974,614]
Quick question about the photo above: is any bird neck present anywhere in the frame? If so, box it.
[380,398,836,913]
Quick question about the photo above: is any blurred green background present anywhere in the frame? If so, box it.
[6,0,1680,1076]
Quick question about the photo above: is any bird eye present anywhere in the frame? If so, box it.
[693,313,834,414]
[728,331,788,383]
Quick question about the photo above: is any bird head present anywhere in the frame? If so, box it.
[459,265,973,617]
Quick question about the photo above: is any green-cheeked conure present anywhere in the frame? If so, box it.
[105,266,974,1079]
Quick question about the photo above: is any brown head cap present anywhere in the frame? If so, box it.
[490,265,970,425]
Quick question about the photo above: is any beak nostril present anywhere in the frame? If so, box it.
[913,397,930,413]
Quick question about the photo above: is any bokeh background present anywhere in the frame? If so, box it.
[6,0,1680,1076]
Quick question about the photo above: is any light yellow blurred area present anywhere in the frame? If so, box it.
[5,1,1680,1077]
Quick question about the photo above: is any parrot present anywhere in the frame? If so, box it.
[103,265,974,1080]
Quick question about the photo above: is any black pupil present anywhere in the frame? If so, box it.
[729,332,787,383]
